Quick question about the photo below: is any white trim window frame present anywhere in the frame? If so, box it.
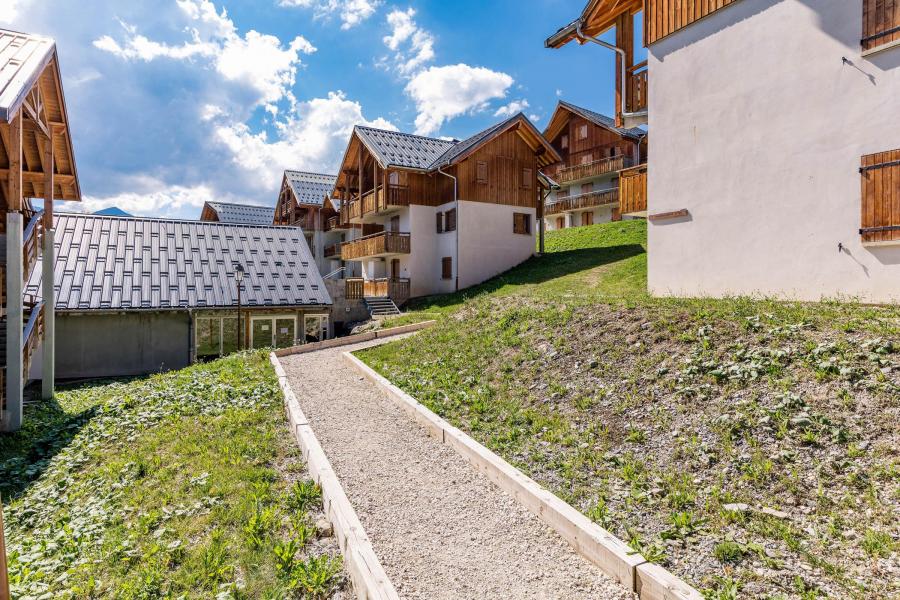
[250,314,298,349]
[303,314,330,344]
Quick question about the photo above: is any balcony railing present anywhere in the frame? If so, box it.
[324,244,340,258]
[545,189,619,215]
[341,184,411,223]
[346,278,364,300]
[22,298,44,379]
[345,277,411,305]
[325,215,350,232]
[341,231,411,261]
[627,61,648,114]
[23,210,44,281]
[555,155,633,184]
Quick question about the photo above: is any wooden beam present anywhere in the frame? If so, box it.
[43,135,54,228]
[8,111,22,211]
[0,170,74,185]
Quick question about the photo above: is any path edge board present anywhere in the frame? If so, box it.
[342,349,703,600]
[273,320,436,358]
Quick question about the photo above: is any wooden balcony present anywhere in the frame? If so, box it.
[619,164,648,216]
[545,189,619,215]
[555,155,633,185]
[345,277,411,305]
[341,184,411,223]
[341,231,411,261]
[626,62,648,114]
[324,243,340,258]
[325,215,350,232]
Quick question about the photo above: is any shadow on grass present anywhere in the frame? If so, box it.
[410,244,646,311]
[0,377,139,501]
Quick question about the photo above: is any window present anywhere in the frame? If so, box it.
[389,171,407,186]
[513,212,531,235]
[556,216,565,230]
[560,135,569,149]
[578,124,588,140]
[436,211,444,233]
[476,161,488,184]
[304,314,329,343]
[581,183,593,195]
[862,0,900,51]
[522,168,532,189]
[441,256,453,280]
[558,188,570,198]
[860,148,900,244]
[445,208,457,232]
[195,316,239,358]
[251,315,297,350]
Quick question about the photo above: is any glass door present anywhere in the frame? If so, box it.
[274,317,296,349]
[304,315,328,343]
[252,318,273,349]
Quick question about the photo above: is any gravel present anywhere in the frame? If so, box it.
[281,339,634,600]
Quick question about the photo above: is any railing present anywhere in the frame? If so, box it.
[22,299,44,379]
[324,244,340,258]
[627,61,648,114]
[346,277,365,299]
[619,164,648,215]
[555,155,633,184]
[364,278,410,304]
[545,189,619,215]
[325,215,350,232]
[341,185,411,223]
[341,231,411,261]
[23,210,44,281]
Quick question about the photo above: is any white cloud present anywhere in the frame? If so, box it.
[494,99,529,118]
[382,8,434,75]
[213,91,396,192]
[94,0,316,108]
[405,64,513,135]
[80,177,221,217]
[0,0,29,24]
[279,0,380,30]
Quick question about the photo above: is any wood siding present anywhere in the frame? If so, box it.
[860,149,900,243]
[455,130,541,209]
[341,231,411,260]
[863,0,900,51]
[619,164,648,215]
[544,114,640,181]
[645,0,741,45]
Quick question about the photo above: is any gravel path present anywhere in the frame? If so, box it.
[281,338,634,600]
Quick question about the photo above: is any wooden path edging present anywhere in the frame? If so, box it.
[273,321,436,358]
[269,353,400,600]
[342,351,703,600]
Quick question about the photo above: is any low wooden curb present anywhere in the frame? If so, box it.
[273,320,436,358]
[342,351,702,600]
[270,353,400,600]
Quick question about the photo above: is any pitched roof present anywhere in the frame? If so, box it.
[204,201,275,225]
[26,213,331,311]
[354,126,456,170]
[0,29,55,122]
[554,101,646,140]
[431,114,521,167]
[285,171,338,206]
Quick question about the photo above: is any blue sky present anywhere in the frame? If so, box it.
[2,0,628,218]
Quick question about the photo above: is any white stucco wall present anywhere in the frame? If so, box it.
[457,201,535,290]
[544,173,619,231]
[647,0,900,302]
[407,203,456,297]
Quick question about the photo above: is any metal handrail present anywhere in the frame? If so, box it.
[350,230,411,243]
[23,209,44,241]
[22,300,44,351]
[323,267,346,280]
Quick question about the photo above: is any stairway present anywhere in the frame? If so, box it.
[364,296,401,318]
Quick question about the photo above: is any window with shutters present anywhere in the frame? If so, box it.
[582,211,594,226]
[445,208,457,232]
[522,168,532,189]
[476,161,488,184]
[860,148,900,244]
[513,212,531,235]
[581,183,593,195]
[436,211,444,233]
[862,0,900,52]
[560,135,569,149]
[441,257,453,280]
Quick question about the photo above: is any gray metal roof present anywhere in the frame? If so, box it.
[285,171,337,206]
[558,101,646,140]
[355,126,455,170]
[205,201,275,225]
[26,213,331,312]
[0,29,55,123]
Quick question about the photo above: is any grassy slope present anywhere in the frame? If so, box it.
[0,352,343,599]
[359,221,900,600]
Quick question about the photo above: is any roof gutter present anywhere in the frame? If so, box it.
[574,21,645,125]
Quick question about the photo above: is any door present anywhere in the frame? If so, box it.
[390,215,400,232]
[252,318,273,350]
[274,317,296,348]
[390,259,400,280]
[556,216,565,229]
[304,315,329,343]
[582,211,593,226]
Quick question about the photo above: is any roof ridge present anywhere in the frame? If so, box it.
[355,124,456,146]
[284,169,338,178]
[207,200,274,210]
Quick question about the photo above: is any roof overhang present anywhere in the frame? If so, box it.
[545,0,643,49]
[442,115,563,169]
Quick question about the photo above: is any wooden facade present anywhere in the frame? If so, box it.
[860,148,900,244]
[862,0,900,51]
[643,0,741,45]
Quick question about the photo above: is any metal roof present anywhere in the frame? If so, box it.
[204,201,275,225]
[354,126,456,170]
[0,29,55,123]
[557,101,646,140]
[26,213,332,312]
[285,171,337,206]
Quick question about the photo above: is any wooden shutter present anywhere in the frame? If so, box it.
[436,211,444,233]
[860,148,900,243]
[582,211,593,226]
[476,161,488,184]
[561,135,569,149]
[513,212,530,235]
[445,208,457,232]
[556,216,565,229]
[862,0,900,51]
[581,183,593,195]
[578,124,588,140]
[522,168,532,189]
[441,257,453,280]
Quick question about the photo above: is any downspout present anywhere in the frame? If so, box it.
[436,165,459,291]
[575,22,644,123]
[539,187,551,255]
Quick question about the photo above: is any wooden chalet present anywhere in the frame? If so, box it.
[0,28,81,431]
[542,101,648,226]
[332,113,560,306]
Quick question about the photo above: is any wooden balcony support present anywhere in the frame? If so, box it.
[546,189,619,215]
[341,231,411,261]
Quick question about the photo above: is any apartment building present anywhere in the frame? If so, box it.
[542,101,647,230]
[0,28,81,432]
[548,0,900,303]
[332,113,560,305]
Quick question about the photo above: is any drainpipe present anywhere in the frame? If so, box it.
[539,187,551,255]
[436,165,459,291]
[575,22,644,124]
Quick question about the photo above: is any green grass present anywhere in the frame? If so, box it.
[357,221,900,598]
[0,351,344,598]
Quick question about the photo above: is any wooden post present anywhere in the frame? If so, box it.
[0,495,9,600]
[42,132,53,228]
[42,134,54,400]
[8,111,22,212]
[614,12,631,127]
